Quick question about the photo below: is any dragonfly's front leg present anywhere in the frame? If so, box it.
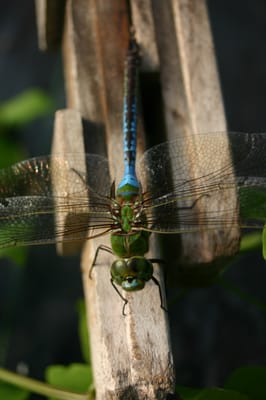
[177,192,210,211]
[70,167,87,185]
[110,279,128,316]
[90,246,129,315]
[89,244,113,278]
[149,259,168,313]
[151,275,168,313]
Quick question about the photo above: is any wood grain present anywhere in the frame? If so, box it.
[51,0,236,397]
[53,0,175,398]
[35,0,66,50]
[151,0,240,276]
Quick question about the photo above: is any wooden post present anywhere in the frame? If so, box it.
[132,0,239,285]
[36,0,175,398]
[35,0,66,50]
[36,0,237,398]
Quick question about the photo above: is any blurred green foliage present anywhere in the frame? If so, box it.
[0,89,53,130]
[46,364,93,400]
[77,301,91,365]
[0,382,29,400]
[0,88,53,264]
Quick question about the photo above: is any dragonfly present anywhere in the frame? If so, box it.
[0,33,266,312]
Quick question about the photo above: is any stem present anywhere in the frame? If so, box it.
[0,368,92,400]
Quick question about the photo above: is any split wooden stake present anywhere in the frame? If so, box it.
[36,0,238,398]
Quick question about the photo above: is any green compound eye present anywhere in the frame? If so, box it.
[111,257,153,291]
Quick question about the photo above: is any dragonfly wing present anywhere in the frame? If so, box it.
[137,132,266,233]
[0,195,113,247]
[0,154,113,248]
[0,153,111,196]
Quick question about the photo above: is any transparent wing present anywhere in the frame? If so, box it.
[136,132,266,233]
[0,153,114,248]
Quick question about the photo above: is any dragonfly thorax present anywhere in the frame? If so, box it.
[110,195,149,259]
[121,204,139,232]
[111,256,153,291]
[111,193,144,233]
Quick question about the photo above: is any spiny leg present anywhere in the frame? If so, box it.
[151,275,168,313]
[110,278,128,316]
[149,259,168,312]
[89,244,113,278]
[176,192,210,211]
[70,167,87,185]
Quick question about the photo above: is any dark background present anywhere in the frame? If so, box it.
[0,0,266,397]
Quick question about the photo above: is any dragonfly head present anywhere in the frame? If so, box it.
[111,256,153,291]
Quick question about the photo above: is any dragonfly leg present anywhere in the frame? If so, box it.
[151,275,168,313]
[110,278,128,316]
[70,167,87,185]
[149,259,168,312]
[177,192,209,211]
[89,244,113,278]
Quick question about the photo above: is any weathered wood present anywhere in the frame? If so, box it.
[51,109,86,255]
[150,0,240,275]
[130,0,159,71]
[35,0,66,50]
[60,0,175,399]
[51,0,234,396]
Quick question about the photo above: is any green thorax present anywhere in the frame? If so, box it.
[111,185,149,258]
[111,231,149,258]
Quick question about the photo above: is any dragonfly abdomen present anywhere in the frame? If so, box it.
[118,30,141,194]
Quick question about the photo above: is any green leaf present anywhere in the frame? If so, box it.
[240,188,266,221]
[45,363,92,400]
[0,381,29,400]
[77,301,91,364]
[0,89,53,128]
[0,246,28,267]
[224,366,266,400]
[239,232,262,254]
[0,137,26,169]
[0,224,29,266]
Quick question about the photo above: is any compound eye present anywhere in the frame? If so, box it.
[127,257,142,272]
[127,257,153,280]
[111,259,128,285]
[111,257,153,291]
